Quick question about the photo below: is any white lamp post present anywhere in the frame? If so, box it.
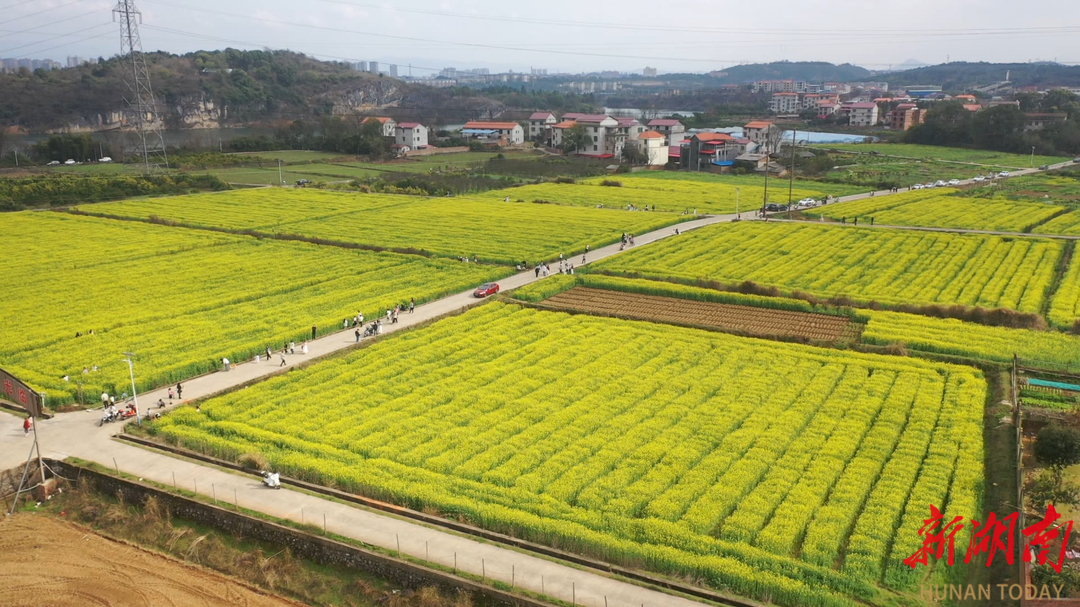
[122,352,141,426]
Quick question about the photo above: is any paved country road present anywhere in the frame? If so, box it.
[1,212,739,607]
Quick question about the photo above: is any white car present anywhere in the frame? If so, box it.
[99,156,112,163]
[973,176,986,182]
[998,171,1010,178]
[911,183,924,190]
[798,198,817,208]
[934,180,947,187]
[46,160,60,166]
[64,159,76,165]
[925,183,937,189]
[948,179,961,186]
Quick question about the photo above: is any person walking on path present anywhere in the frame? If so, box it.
[301,342,309,355]
[409,298,415,314]
[23,415,32,435]
[311,325,317,341]
[581,254,586,264]
[176,383,183,400]
[279,351,287,367]
[222,357,230,371]
[585,245,590,254]
[101,391,109,408]
[168,387,174,400]
[534,265,541,278]
[358,312,365,326]
[355,328,361,342]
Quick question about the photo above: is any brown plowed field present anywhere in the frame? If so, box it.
[545,287,863,342]
[0,515,299,607]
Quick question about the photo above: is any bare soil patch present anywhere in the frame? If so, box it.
[545,287,863,342]
[0,514,299,607]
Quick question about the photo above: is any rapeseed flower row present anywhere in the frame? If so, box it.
[79,188,684,264]
[2,212,504,402]
[154,303,984,606]
[593,221,1062,314]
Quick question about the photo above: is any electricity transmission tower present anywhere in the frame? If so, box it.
[113,0,168,173]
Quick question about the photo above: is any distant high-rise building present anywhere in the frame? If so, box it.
[67,56,82,68]
[355,61,367,72]
[368,61,379,73]
[643,66,657,77]
[389,64,398,77]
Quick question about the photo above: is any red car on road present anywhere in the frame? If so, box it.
[473,283,500,298]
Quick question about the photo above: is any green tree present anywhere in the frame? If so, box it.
[971,105,1026,151]
[1035,424,1080,470]
[560,124,590,154]
[905,102,974,146]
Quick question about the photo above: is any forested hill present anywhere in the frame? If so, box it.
[883,62,1080,90]
[0,49,501,132]
[708,61,874,84]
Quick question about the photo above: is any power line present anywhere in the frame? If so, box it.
[308,0,1080,37]
[0,0,37,11]
[9,30,115,59]
[0,23,113,56]
[0,8,117,40]
[2,0,88,26]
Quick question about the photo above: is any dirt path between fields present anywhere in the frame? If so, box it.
[0,515,299,607]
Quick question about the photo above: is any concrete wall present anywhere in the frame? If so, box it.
[47,460,550,607]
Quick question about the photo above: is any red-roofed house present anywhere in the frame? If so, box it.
[646,118,686,144]
[681,131,740,171]
[462,121,525,145]
[528,112,558,141]
[364,116,397,137]
[394,122,428,151]
[637,130,668,166]
[743,121,774,146]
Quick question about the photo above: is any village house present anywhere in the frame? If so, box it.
[462,121,525,146]
[1025,113,1068,132]
[887,104,928,131]
[574,114,622,158]
[393,122,428,153]
[646,119,686,145]
[528,112,558,141]
[846,102,880,127]
[743,121,774,146]
[680,132,740,171]
[364,116,397,137]
[637,130,668,166]
[769,92,800,114]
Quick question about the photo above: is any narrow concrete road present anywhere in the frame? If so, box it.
[767,217,1080,240]
[828,159,1076,204]
[1,212,737,607]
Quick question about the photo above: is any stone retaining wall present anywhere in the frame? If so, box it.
[48,459,550,607]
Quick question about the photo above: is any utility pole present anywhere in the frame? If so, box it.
[735,187,740,219]
[13,150,18,167]
[278,159,283,186]
[787,129,796,218]
[1031,146,1036,168]
[113,0,169,174]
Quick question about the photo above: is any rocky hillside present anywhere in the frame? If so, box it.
[0,49,503,133]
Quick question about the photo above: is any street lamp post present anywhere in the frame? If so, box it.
[1031,146,1036,168]
[122,352,141,426]
[278,159,284,186]
[735,187,740,219]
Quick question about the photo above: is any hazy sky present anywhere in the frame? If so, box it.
[4,0,1080,74]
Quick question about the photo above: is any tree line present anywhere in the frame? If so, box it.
[905,93,1080,156]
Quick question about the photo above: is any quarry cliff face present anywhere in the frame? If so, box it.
[35,78,505,134]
